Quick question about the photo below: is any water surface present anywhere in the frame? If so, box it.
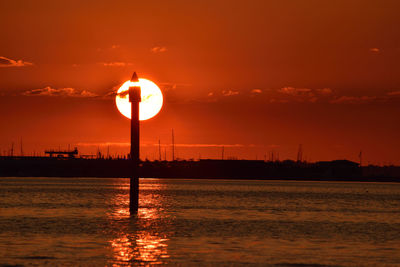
[1,178,400,266]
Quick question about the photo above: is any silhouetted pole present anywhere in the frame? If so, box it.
[171,129,175,161]
[158,139,162,161]
[129,72,141,214]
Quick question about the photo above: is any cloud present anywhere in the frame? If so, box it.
[103,81,190,101]
[275,87,317,103]
[80,90,98,97]
[158,82,192,91]
[104,91,118,98]
[151,46,167,53]
[278,87,312,95]
[0,56,33,67]
[370,48,380,53]
[101,62,133,67]
[111,44,120,49]
[316,88,333,95]
[387,91,400,96]
[270,87,336,103]
[207,92,214,97]
[222,90,239,96]
[22,86,98,98]
[330,95,377,104]
[251,89,262,94]
[269,98,289,104]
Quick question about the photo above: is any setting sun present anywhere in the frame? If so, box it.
[115,79,163,121]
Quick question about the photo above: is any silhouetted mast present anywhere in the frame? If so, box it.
[297,144,303,163]
[20,137,23,157]
[158,139,162,161]
[172,129,175,161]
[221,146,224,160]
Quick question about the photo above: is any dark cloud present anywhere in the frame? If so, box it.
[0,56,33,67]
[387,91,400,96]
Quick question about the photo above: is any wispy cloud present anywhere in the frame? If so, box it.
[22,87,98,98]
[151,46,167,53]
[370,48,380,53]
[222,90,239,96]
[158,82,192,91]
[97,45,121,52]
[0,56,33,68]
[278,87,312,95]
[316,88,333,95]
[251,89,262,94]
[103,90,119,98]
[274,87,319,103]
[198,86,400,105]
[271,87,337,103]
[330,95,377,104]
[101,62,133,67]
[387,90,400,96]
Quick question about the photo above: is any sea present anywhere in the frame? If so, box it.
[0,177,400,266]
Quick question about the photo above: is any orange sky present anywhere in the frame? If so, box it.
[0,0,399,164]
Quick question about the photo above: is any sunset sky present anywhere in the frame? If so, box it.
[0,0,399,164]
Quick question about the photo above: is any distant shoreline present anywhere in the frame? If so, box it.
[1,157,399,182]
[3,176,400,183]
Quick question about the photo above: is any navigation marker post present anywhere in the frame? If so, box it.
[129,72,141,214]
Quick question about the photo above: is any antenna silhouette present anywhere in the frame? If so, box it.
[20,137,23,157]
[172,129,175,161]
[297,144,303,163]
[158,139,162,161]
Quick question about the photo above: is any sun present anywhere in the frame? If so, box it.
[115,78,163,121]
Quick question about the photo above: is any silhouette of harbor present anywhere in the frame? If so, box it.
[1,151,399,181]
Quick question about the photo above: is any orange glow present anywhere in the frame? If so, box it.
[115,79,163,121]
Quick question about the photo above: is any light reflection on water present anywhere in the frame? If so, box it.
[110,233,169,265]
[107,179,169,265]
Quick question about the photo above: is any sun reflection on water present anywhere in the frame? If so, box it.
[107,179,169,265]
[110,233,169,265]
